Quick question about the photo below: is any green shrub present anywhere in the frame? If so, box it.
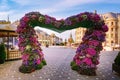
[19,65,35,73]
[36,63,43,70]
[42,60,47,65]
[114,51,120,65]
[0,43,6,64]
[70,61,76,66]
[70,61,79,71]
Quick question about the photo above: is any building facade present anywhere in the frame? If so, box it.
[75,12,120,49]
[35,29,63,46]
[0,20,18,48]
[75,28,86,44]
[68,33,74,46]
[100,12,120,48]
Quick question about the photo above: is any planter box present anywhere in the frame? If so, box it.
[112,63,120,74]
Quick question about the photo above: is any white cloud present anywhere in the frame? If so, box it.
[29,0,102,15]
[0,11,14,20]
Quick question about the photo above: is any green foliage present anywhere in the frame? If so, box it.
[42,60,47,65]
[79,68,96,76]
[70,61,76,66]
[114,51,120,65]
[0,43,6,63]
[70,61,79,71]
[36,63,43,70]
[19,65,35,73]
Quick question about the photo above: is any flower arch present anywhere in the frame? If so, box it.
[16,12,108,75]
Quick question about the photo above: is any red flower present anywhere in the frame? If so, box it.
[22,16,30,23]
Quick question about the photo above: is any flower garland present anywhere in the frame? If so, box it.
[17,12,104,33]
[17,12,47,73]
[17,11,108,74]
[71,21,108,76]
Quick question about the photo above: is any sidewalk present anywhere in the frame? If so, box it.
[0,48,120,80]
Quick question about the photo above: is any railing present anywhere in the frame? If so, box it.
[6,49,21,61]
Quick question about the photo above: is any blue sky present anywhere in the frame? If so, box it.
[0,0,120,41]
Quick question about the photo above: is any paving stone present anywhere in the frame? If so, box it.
[0,47,120,80]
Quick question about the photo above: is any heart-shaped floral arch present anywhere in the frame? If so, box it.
[16,12,108,75]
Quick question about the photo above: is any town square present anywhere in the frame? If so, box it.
[0,0,120,80]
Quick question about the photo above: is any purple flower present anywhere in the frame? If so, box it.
[92,30,102,37]
[102,25,108,32]
[76,47,81,53]
[23,61,28,66]
[88,40,99,46]
[64,19,72,25]
[91,14,101,22]
[98,35,105,42]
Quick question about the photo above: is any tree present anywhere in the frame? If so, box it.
[0,43,6,64]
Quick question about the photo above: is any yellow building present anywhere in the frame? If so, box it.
[35,29,51,46]
[75,12,120,49]
[75,28,86,44]
[35,29,63,46]
[68,33,74,46]
[100,12,120,49]
[50,33,63,46]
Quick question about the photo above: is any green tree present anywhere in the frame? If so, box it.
[114,51,120,65]
[0,43,6,64]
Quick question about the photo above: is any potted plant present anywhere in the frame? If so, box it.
[112,51,120,74]
[0,43,6,64]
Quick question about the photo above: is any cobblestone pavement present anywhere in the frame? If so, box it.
[0,47,120,80]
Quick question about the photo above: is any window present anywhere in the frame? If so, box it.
[111,22,114,26]
[111,28,113,32]
[115,27,117,31]
[111,34,113,38]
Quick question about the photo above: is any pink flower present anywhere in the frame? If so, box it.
[39,51,44,56]
[88,40,99,46]
[22,54,29,61]
[19,47,25,51]
[30,37,37,43]
[92,31,102,37]
[82,58,93,65]
[36,59,41,64]
[76,58,81,65]
[86,54,92,58]
[31,15,37,20]
[22,16,30,23]
[86,48,96,56]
